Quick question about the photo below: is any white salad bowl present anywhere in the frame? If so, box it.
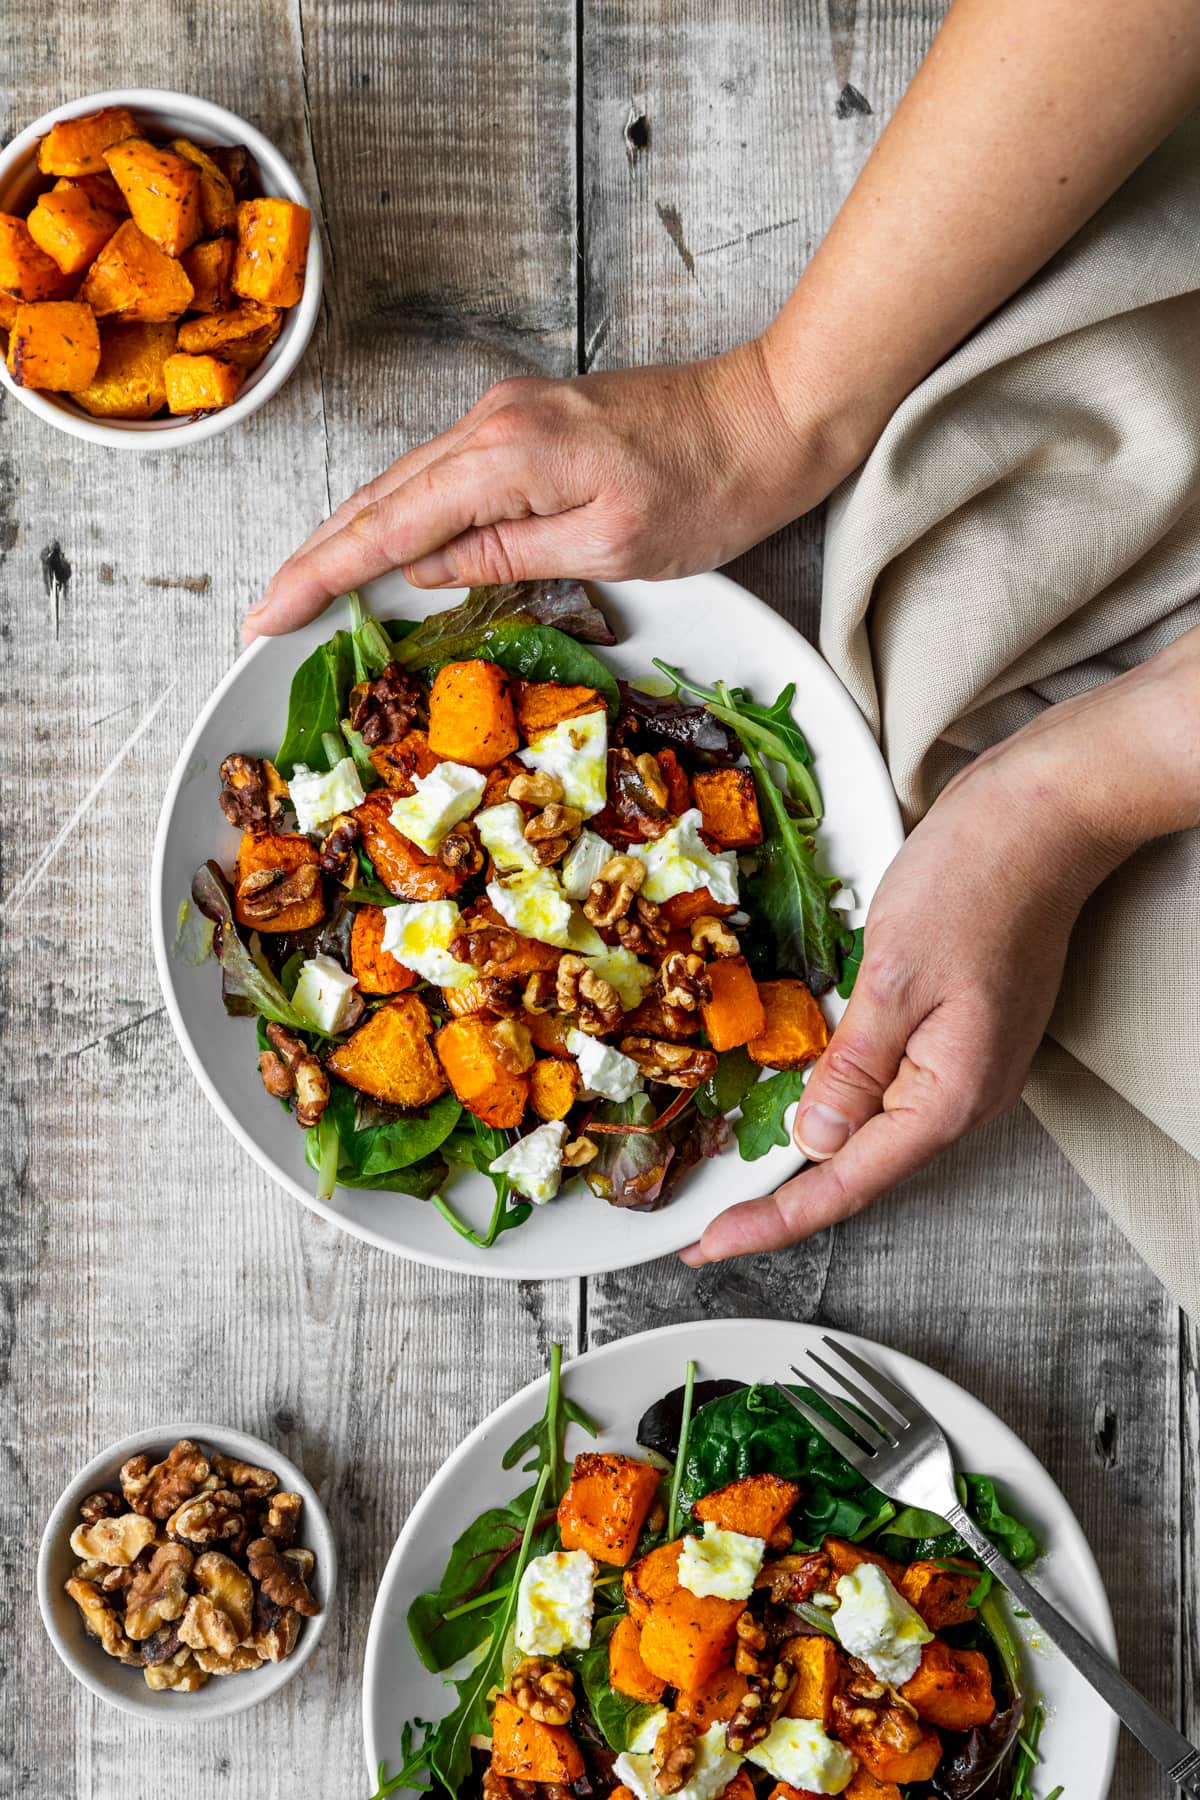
[362,1318,1119,1798]
[0,87,322,450]
[151,570,904,1278]
[38,1420,336,1721]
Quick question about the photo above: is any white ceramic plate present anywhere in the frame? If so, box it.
[362,1318,1119,1796]
[152,571,903,1278]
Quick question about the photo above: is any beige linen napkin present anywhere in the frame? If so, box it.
[819,117,1200,1316]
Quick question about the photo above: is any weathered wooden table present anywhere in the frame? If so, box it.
[3,4,1196,1794]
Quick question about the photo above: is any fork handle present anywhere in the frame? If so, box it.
[945,1503,1200,1792]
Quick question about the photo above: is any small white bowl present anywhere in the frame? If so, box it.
[0,88,323,450]
[37,1421,337,1721]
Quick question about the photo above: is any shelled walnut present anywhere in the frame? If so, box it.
[62,1435,320,1694]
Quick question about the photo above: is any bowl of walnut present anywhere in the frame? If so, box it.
[37,1424,336,1719]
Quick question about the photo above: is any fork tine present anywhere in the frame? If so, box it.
[819,1336,923,1425]
[805,1352,899,1446]
[797,1368,893,1450]
[772,1382,876,1475]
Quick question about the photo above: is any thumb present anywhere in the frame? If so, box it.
[792,966,915,1161]
[405,507,616,589]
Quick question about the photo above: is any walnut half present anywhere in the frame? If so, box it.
[618,1036,718,1089]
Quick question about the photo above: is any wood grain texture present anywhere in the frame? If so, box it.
[0,2,1195,1797]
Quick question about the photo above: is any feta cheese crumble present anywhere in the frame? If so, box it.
[627,808,739,905]
[615,1723,744,1800]
[579,945,655,1010]
[388,760,486,853]
[515,1549,595,1656]
[832,1561,933,1687]
[487,871,605,953]
[474,801,540,873]
[560,828,614,899]
[490,1120,569,1206]
[290,953,360,1034]
[288,758,365,836]
[745,1717,856,1795]
[566,1027,644,1102]
[380,900,478,989]
[518,708,608,817]
[676,1521,765,1600]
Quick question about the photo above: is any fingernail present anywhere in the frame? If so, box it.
[406,549,455,587]
[794,1103,853,1161]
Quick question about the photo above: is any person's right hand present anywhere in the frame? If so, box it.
[245,342,847,640]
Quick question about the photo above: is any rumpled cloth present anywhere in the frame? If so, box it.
[819,116,1200,1317]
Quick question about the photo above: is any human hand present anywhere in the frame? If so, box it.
[245,342,851,640]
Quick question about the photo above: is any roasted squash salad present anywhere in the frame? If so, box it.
[189,583,862,1248]
[0,105,310,416]
[377,1351,1048,1800]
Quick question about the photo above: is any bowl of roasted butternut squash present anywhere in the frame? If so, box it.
[0,88,322,446]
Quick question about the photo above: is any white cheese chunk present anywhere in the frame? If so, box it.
[475,801,540,873]
[290,953,359,1034]
[288,757,365,836]
[626,1708,671,1755]
[515,1549,595,1656]
[579,945,655,1010]
[490,1121,569,1206]
[487,871,605,954]
[746,1718,856,1795]
[518,708,608,817]
[833,1561,933,1687]
[566,1027,644,1102]
[628,808,739,905]
[677,1522,765,1601]
[616,1724,743,1800]
[380,899,478,989]
[560,828,614,899]
[388,760,486,853]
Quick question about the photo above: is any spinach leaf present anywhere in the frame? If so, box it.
[407,1480,556,1674]
[733,1069,806,1160]
[190,862,315,1032]
[392,580,614,674]
[836,925,864,999]
[334,1156,448,1199]
[325,1081,462,1178]
[571,1614,658,1751]
[696,1046,761,1119]
[275,628,355,778]
[460,620,620,718]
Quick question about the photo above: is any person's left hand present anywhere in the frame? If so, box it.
[680,701,1135,1266]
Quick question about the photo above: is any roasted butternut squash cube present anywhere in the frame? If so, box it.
[528,1056,581,1122]
[693,1472,799,1540]
[368,728,440,794]
[844,1774,903,1800]
[607,1615,666,1703]
[656,746,691,815]
[490,1693,584,1784]
[71,321,175,419]
[515,679,605,740]
[624,1540,683,1625]
[7,301,100,391]
[327,994,447,1109]
[700,958,766,1053]
[53,171,127,213]
[163,351,242,415]
[27,186,121,276]
[38,107,140,177]
[0,291,17,331]
[900,1640,995,1731]
[434,1016,529,1128]
[428,660,520,768]
[557,1453,661,1565]
[693,768,763,848]
[350,905,418,996]
[822,1537,906,1589]
[103,138,202,256]
[783,1634,844,1728]
[717,1773,755,1800]
[658,887,737,930]
[353,791,469,901]
[898,1559,982,1631]
[836,1710,942,1785]
[675,1667,749,1727]
[235,831,324,933]
[211,143,254,199]
[176,298,280,355]
[81,221,194,321]
[637,1581,746,1692]
[170,138,238,234]
[213,312,281,373]
[181,237,235,313]
[747,979,829,1071]
[0,214,75,300]
[232,197,310,307]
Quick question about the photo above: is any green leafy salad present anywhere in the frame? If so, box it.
[379,1351,1057,1800]
[189,580,863,1247]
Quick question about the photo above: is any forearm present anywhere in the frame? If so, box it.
[762,0,1200,473]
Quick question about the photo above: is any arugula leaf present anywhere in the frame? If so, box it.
[836,926,864,999]
[501,1341,599,1500]
[371,1719,436,1798]
[733,1069,806,1160]
[430,1116,534,1248]
[571,1614,659,1751]
[653,662,822,819]
[695,1046,761,1119]
[190,862,316,1032]
[275,628,355,778]
[666,1359,697,1538]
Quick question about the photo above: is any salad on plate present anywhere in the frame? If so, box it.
[376,1348,1053,1800]
[189,581,861,1249]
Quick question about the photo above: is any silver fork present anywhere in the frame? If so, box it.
[774,1337,1200,1795]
